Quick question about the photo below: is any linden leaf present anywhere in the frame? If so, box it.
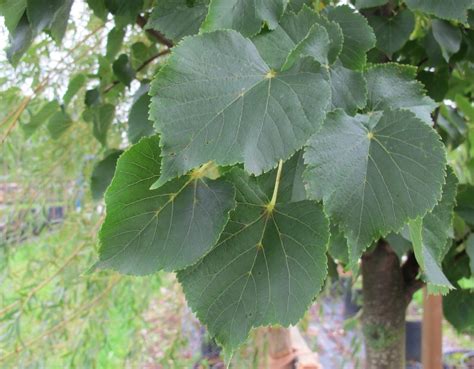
[288,0,313,13]
[444,289,474,334]
[355,0,388,9]
[97,135,236,275]
[368,9,415,56]
[90,150,123,201]
[327,61,367,115]
[282,24,330,70]
[405,0,473,23]
[0,0,26,33]
[178,168,329,350]
[128,83,154,144]
[304,109,446,266]
[253,6,343,69]
[201,0,287,37]
[325,5,376,70]
[147,0,209,41]
[150,30,330,187]
[407,169,457,294]
[365,64,437,125]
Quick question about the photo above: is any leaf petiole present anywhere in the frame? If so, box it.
[267,159,283,213]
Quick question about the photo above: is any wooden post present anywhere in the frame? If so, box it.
[422,288,443,369]
[268,326,322,369]
[268,327,293,369]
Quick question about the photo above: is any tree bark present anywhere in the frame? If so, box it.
[361,241,410,369]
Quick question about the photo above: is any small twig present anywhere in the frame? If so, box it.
[136,15,173,48]
[103,48,171,93]
[432,106,440,128]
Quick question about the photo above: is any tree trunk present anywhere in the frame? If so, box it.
[361,241,410,369]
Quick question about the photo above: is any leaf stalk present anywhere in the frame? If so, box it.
[267,159,283,213]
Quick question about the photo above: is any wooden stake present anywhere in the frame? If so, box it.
[422,288,443,369]
[268,326,322,369]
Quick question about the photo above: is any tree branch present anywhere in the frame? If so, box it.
[402,252,425,303]
[136,15,173,48]
[103,48,171,93]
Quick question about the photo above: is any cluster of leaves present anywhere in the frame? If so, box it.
[2,0,474,353]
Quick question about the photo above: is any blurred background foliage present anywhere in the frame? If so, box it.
[0,3,166,368]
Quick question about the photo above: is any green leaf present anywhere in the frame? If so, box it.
[405,0,472,23]
[465,234,474,275]
[386,233,412,259]
[256,151,307,203]
[304,108,446,266]
[106,27,125,61]
[97,135,236,275]
[365,64,437,125]
[431,20,462,62]
[147,0,209,41]
[417,67,449,102]
[456,95,474,123]
[92,103,115,146]
[253,6,343,69]
[201,0,287,37]
[0,0,26,33]
[288,0,313,13]
[85,88,100,107]
[282,23,330,70]
[437,105,467,149]
[177,168,329,350]
[328,223,349,265]
[86,0,108,21]
[47,110,73,139]
[105,0,144,26]
[443,289,474,334]
[456,185,474,225]
[130,42,157,70]
[48,0,73,43]
[26,0,73,42]
[423,28,445,66]
[27,0,62,34]
[90,150,123,201]
[113,54,135,87]
[6,14,33,65]
[367,9,415,56]
[407,168,457,294]
[420,169,457,262]
[327,61,367,115]
[22,100,60,138]
[325,5,376,70]
[150,30,330,187]
[63,73,87,106]
[128,83,154,144]
[354,0,388,9]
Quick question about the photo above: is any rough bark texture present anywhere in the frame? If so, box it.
[361,241,411,369]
